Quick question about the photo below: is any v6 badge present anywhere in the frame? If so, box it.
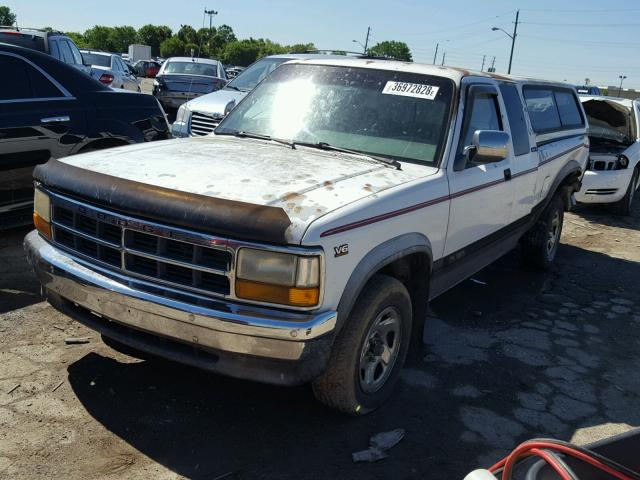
[333,244,349,257]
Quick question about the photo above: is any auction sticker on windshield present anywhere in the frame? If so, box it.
[382,81,439,100]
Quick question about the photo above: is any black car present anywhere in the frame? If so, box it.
[0,27,91,75]
[0,43,170,228]
[152,56,227,114]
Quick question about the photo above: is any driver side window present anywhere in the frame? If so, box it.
[461,95,502,148]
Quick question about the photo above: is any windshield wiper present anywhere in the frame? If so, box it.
[219,130,296,149]
[295,141,401,170]
[225,84,243,92]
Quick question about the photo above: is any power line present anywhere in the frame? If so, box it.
[521,7,640,13]
[520,21,639,27]
[517,33,640,47]
[390,9,515,37]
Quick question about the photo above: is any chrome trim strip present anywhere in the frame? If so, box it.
[25,230,336,360]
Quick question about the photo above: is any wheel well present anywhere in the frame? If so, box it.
[556,170,582,211]
[377,252,430,354]
[78,138,130,153]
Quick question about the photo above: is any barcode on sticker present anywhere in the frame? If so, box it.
[382,81,439,100]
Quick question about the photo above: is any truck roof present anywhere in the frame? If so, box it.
[287,57,573,87]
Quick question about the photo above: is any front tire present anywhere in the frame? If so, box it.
[521,194,564,270]
[312,275,412,414]
[611,167,639,216]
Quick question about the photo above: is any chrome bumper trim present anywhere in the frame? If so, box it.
[25,230,336,361]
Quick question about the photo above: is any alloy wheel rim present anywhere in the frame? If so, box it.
[546,211,561,258]
[359,306,402,393]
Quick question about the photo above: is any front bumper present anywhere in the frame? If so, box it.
[24,231,337,385]
[575,169,631,204]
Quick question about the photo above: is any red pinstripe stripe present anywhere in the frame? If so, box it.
[319,142,587,238]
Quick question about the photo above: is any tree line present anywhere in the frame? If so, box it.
[0,5,412,66]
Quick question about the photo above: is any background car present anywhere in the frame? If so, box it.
[152,56,227,116]
[0,43,170,228]
[173,53,354,137]
[0,27,91,75]
[576,85,602,96]
[575,95,640,215]
[81,50,140,91]
[132,60,160,78]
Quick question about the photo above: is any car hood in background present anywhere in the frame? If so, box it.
[183,88,247,116]
[56,135,434,243]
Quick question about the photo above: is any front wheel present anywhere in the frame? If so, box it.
[521,194,564,270]
[312,274,412,414]
[611,168,639,216]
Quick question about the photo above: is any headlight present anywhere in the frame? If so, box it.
[617,155,629,169]
[175,104,190,125]
[235,248,320,307]
[33,189,51,238]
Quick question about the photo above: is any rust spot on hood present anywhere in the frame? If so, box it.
[281,192,305,202]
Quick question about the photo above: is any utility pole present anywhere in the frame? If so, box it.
[433,43,439,65]
[508,10,519,74]
[481,55,486,72]
[491,9,519,74]
[488,56,496,73]
[364,26,371,53]
[441,52,446,66]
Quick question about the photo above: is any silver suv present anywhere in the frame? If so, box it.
[0,27,90,75]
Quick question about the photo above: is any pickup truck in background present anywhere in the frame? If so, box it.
[25,59,588,414]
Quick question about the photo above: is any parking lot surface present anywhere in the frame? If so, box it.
[1,202,639,479]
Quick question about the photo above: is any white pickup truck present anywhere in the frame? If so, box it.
[25,59,588,414]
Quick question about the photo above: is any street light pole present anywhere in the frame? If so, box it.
[492,9,519,74]
[204,8,218,55]
[353,27,371,54]
[618,75,627,96]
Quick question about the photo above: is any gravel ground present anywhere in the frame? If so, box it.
[1,201,639,479]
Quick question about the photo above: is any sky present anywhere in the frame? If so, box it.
[5,0,640,88]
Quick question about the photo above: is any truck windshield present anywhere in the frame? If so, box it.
[226,57,289,92]
[216,64,454,166]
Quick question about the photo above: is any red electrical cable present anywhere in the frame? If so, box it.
[489,440,636,480]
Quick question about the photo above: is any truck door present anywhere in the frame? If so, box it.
[443,79,515,257]
[498,82,537,222]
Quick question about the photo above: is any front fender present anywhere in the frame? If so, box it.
[336,232,433,331]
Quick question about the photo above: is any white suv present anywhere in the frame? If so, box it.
[26,59,588,413]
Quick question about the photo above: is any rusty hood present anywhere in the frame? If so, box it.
[44,135,433,243]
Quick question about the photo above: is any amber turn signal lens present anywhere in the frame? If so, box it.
[33,212,52,239]
[235,279,319,307]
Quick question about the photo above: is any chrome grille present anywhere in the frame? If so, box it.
[190,111,223,136]
[50,194,232,297]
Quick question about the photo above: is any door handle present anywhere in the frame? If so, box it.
[41,115,70,123]
[504,168,512,181]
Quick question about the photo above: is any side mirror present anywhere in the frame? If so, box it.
[464,130,510,164]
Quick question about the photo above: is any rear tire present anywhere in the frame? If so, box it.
[312,275,412,415]
[521,194,564,270]
[611,168,639,216]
